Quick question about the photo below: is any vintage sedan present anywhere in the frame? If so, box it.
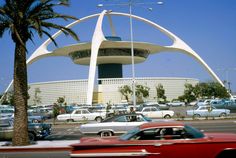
[79,114,152,137]
[187,106,230,118]
[136,106,174,119]
[57,109,106,122]
[0,118,52,141]
[71,122,236,158]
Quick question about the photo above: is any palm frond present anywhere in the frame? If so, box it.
[41,21,79,41]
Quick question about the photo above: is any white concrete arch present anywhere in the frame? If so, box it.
[109,12,224,88]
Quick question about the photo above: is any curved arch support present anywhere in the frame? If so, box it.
[109,12,225,88]
[86,10,107,105]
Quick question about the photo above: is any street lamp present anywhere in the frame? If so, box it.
[217,68,236,92]
[97,1,163,107]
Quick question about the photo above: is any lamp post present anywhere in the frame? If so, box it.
[97,1,163,107]
[217,68,236,93]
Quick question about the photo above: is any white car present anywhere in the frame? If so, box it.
[57,109,106,122]
[166,101,185,107]
[197,99,211,106]
[79,113,151,137]
[136,106,174,119]
[186,106,230,118]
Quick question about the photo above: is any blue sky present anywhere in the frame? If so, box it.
[0,0,236,94]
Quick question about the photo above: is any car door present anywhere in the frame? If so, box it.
[198,106,208,117]
[125,115,145,131]
[112,115,127,132]
[142,107,151,117]
[150,107,162,118]
[72,110,82,121]
[130,127,203,158]
[81,110,93,121]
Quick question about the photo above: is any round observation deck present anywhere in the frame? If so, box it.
[69,48,149,65]
[67,36,149,65]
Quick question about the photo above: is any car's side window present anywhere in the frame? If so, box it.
[75,110,81,114]
[82,110,89,114]
[151,108,157,111]
[131,128,161,140]
[115,116,126,122]
[136,115,144,121]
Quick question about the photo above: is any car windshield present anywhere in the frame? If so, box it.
[119,127,140,140]
[142,115,152,122]
[184,125,204,138]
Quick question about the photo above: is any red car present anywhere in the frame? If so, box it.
[70,122,236,158]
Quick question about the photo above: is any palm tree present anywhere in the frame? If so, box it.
[118,85,132,102]
[135,84,150,103]
[0,0,79,146]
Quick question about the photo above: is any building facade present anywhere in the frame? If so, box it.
[28,77,199,105]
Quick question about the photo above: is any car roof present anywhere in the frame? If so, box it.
[102,113,144,122]
[139,121,185,130]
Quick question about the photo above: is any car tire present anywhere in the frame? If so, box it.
[32,119,39,123]
[100,131,113,137]
[219,113,226,118]
[28,132,36,141]
[95,117,102,122]
[67,119,74,122]
[216,149,236,158]
[164,114,171,119]
[193,114,201,119]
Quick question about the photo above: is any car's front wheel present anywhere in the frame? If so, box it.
[193,114,201,119]
[67,119,74,122]
[28,132,36,141]
[100,131,113,137]
[95,117,102,122]
[219,113,226,118]
[164,114,171,119]
[32,119,39,123]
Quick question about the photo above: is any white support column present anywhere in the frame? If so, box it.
[86,10,107,105]
[107,13,116,36]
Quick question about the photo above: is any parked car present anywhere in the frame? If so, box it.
[136,106,174,119]
[197,99,211,106]
[186,106,230,118]
[0,118,52,141]
[11,113,45,123]
[0,108,14,118]
[166,100,185,107]
[141,102,170,110]
[28,112,46,123]
[109,105,128,115]
[79,114,152,137]
[57,109,106,122]
[71,121,236,158]
[211,99,236,113]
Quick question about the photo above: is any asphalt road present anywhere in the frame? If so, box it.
[50,119,236,138]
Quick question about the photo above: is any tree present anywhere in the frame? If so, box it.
[178,83,196,103]
[178,82,230,102]
[118,85,132,102]
[57,96,65,105]
[156,84,166,103]
[0,0,79,146]
[135,84,150,103]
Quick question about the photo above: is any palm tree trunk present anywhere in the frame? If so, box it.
[12,42,29,146]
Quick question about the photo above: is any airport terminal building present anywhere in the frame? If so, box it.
[28,77,199,105]
[1,11,222,105]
